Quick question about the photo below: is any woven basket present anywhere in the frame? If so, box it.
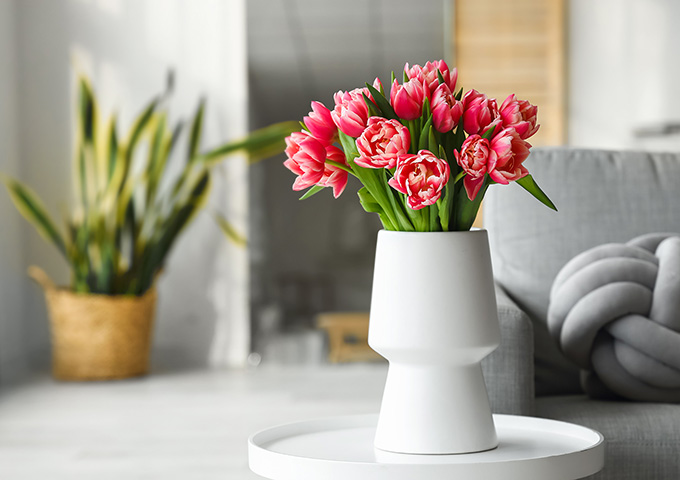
[28,266,157,381]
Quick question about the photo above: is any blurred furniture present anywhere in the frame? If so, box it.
[481,147,680,480]
[317,312,382,363]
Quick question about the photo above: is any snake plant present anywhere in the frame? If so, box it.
[2,75,296,295]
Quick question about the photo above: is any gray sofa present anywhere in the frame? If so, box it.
[481,148,680,479]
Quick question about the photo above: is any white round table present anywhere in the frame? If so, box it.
[249,414,605,480]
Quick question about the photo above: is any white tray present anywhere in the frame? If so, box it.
[249,414,605,480]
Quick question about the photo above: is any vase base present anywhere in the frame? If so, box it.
[374,441,499,456]
[372,362,499,456]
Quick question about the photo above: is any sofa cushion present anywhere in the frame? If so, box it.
[536,395,680,480]
[484,147,680,395]
[548,233,680,401]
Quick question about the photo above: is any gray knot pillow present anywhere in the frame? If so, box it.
[548,233,680,402]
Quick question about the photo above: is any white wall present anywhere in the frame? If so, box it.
[0,0,29,384]
[569,0,680,151]
[4,0,249,376]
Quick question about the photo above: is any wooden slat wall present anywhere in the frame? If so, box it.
[451,0,566,146]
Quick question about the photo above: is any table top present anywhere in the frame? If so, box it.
[249,414,605,480]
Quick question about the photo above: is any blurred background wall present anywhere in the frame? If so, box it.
[0,0,27,383]
[569,0,680,151]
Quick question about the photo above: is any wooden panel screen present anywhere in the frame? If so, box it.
[451,0,566,146]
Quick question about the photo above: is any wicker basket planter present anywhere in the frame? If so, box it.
[30,267,157,381]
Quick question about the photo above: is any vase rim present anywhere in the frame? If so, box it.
[378,228,487,235]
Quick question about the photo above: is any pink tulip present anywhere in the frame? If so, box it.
[331,88,370,138]
[390,78,426,121]
[318,145,349,198]
[371,77,384,96]
[303,101,337,145]
[499,94,540,140]
[388,150,450,210]
[462,89,500,136]
[454,134,491,201]
[431,83,464,133]
[405,60,458,97]
[355,117,411,169]
[283,131,327,191]
[488,127,531,184]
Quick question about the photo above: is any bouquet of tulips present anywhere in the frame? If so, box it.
[283,60,555,231]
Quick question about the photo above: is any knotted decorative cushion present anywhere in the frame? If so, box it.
[548,233,680,402]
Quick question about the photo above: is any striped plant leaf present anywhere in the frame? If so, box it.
[145,112,168,204]
[1,175,67,256]
[188,98,205,160]
[118,97,159,195]
[78,76,97,144]
[201,121,298,165]
[3,73,293,294]
[214,213,247,248]
[105,114,118,181]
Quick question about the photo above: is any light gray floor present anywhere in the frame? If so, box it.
[0,365,387,479]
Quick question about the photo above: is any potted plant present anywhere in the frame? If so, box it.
[282,60,556,454]
[2,74,296,381]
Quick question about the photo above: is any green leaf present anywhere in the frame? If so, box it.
[517,174,557,211]
[421,96,431,119]
[1,175,67,256]
[481,125,496,140]
[214,213,247,248]
[127,97,159,155]
[78,76,97,144]
[438,144,449,162]
[146,113,168,204]
[452,176,490,231]
[365,83,398,120]
[438,187,451,231]
[345,137,410,231]
[428,126,438,155]
[437,69,446,85]
[338,130,359,159]
[454,87,463,101]
[106,115,118,181]
[381,169,414,231]
[119,96,160,195]
[362,93,381,117]
[358,187,395,230]
[357,187,381,213]
[452,124,466,150]
[137,172,211,294]
[166,120,184,159]
[418,116,433,151]
[202,121,298,165]
[299,184,325,200]
[429,203,440,231]
[403,195,427,231]
[188,98,205,160]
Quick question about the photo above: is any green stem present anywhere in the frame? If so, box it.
[429,204,440,231]
[407,120,418,153]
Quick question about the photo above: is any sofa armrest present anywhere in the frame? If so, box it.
[481,282,535,416]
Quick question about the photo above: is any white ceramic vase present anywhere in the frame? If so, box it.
[368,229,500,455]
